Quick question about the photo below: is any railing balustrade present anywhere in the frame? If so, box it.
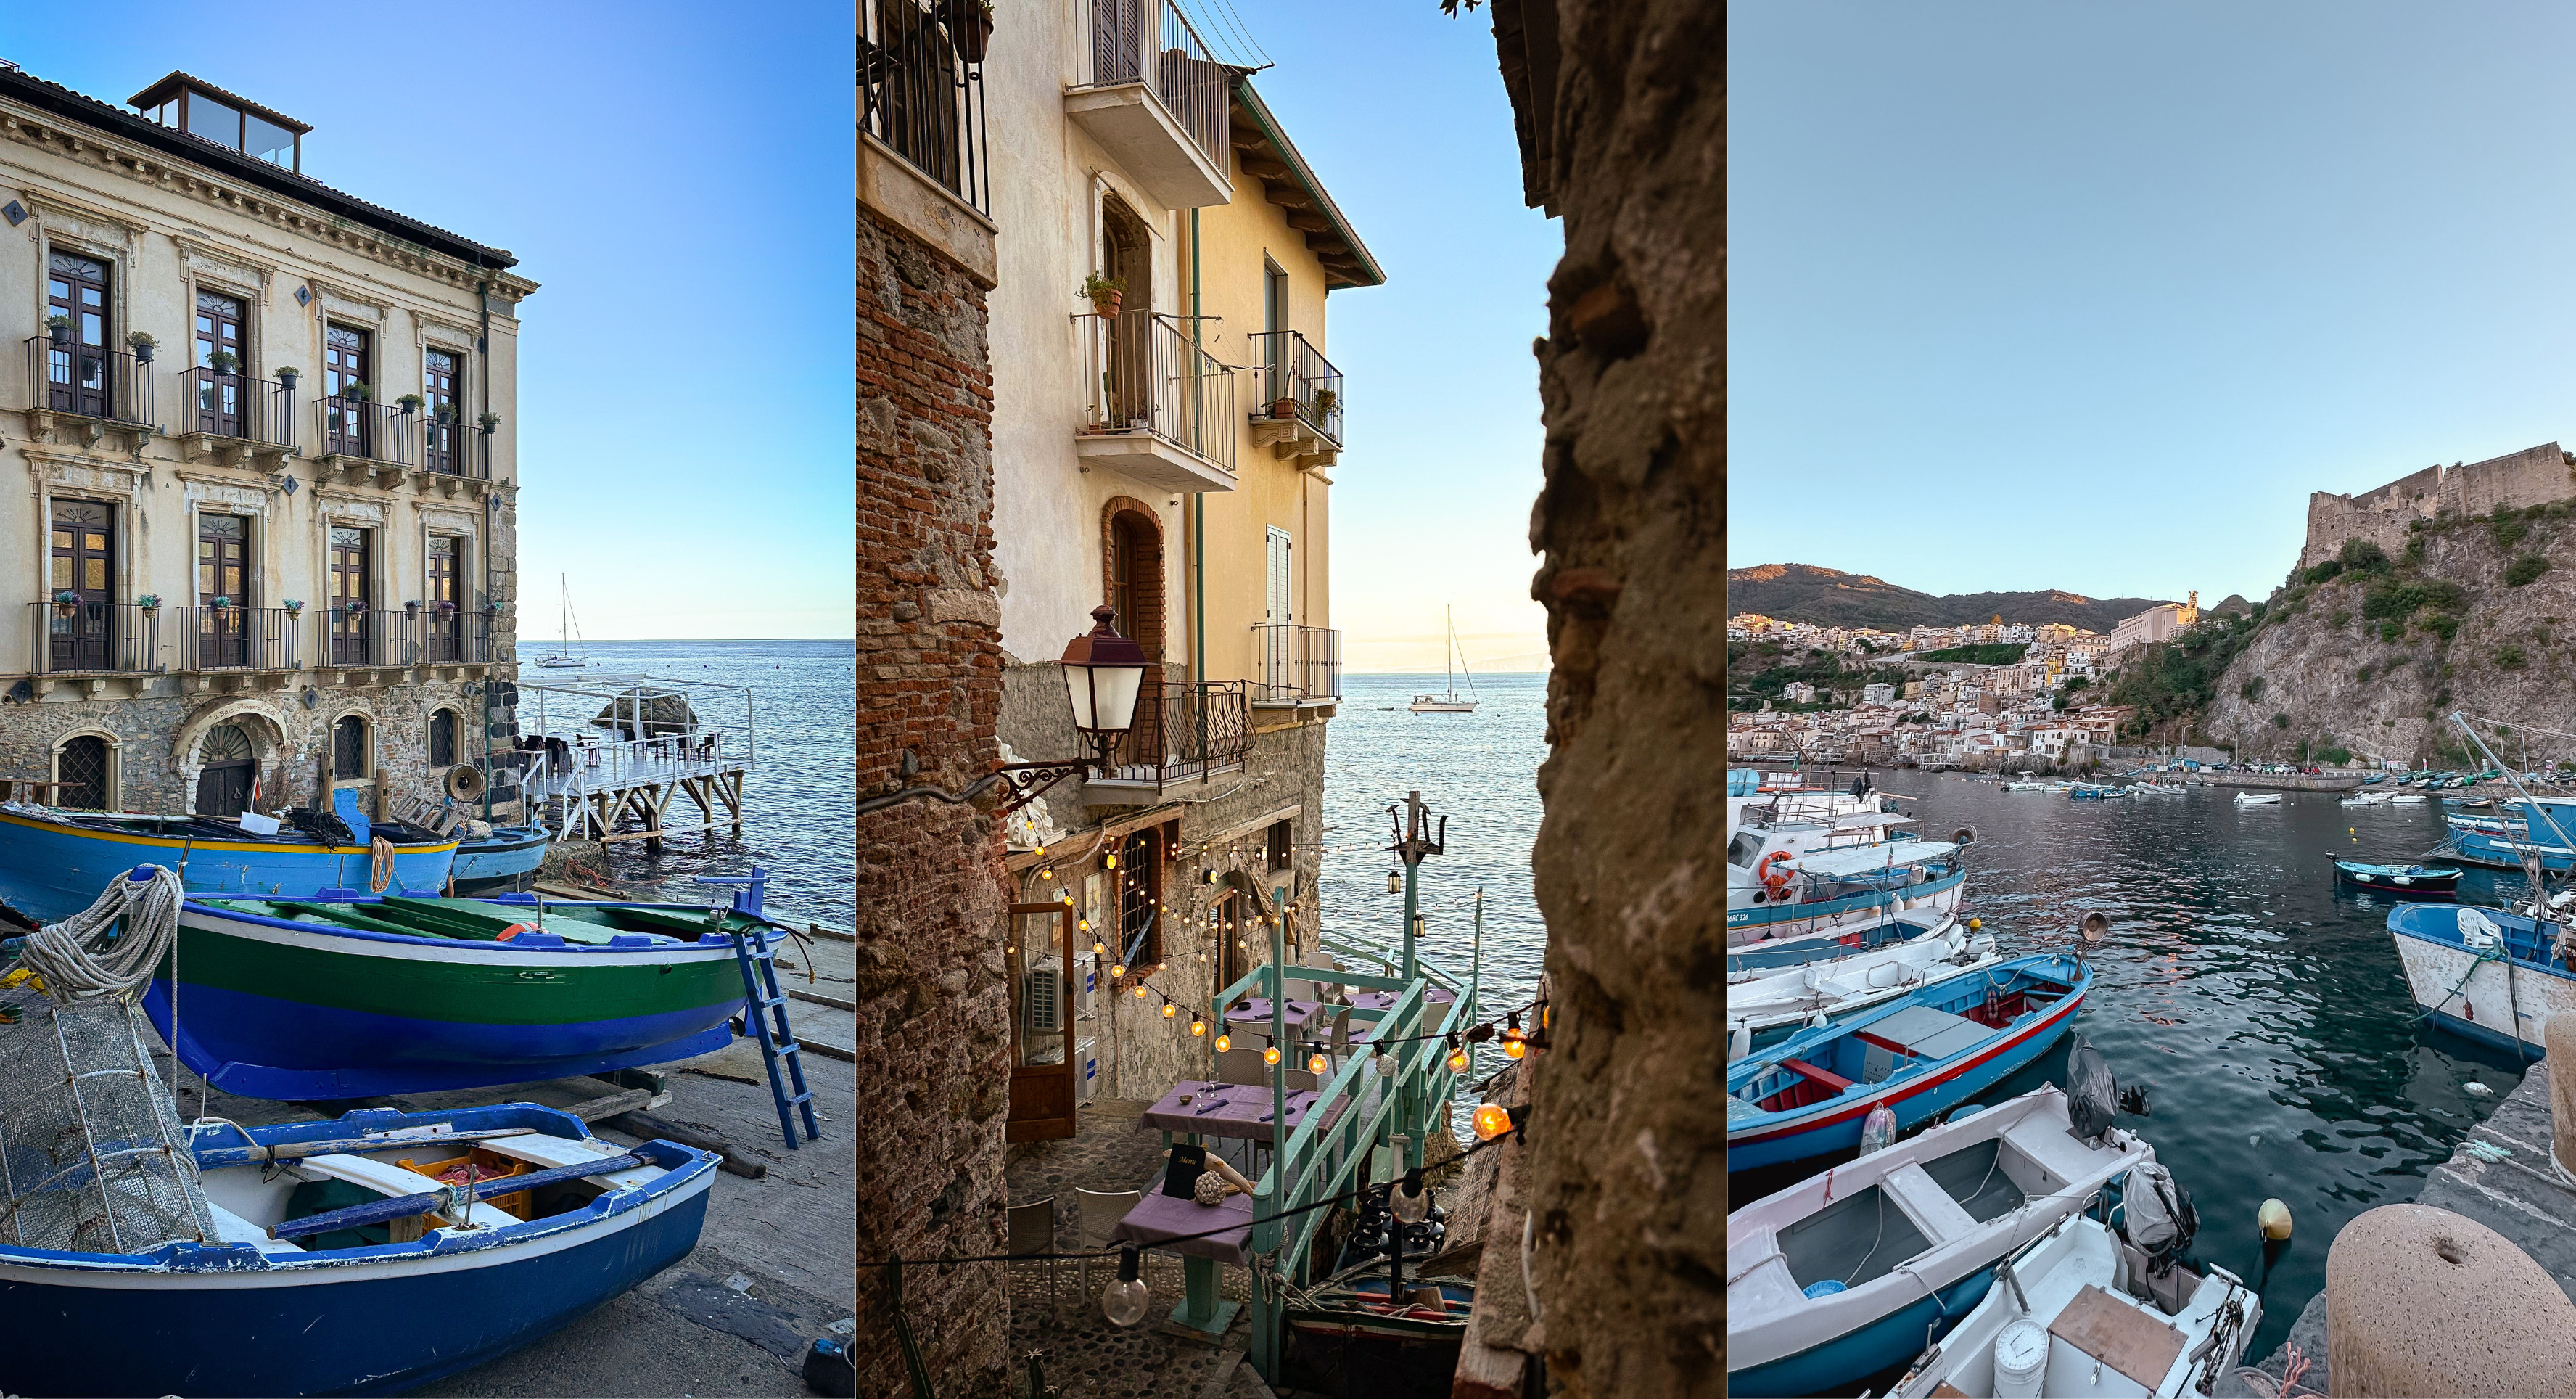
[25,337,149,426]
[860,0,992,217]
[1072,0,1230,167]
[1106,679,1253,789]
[1244,331,1345,446]
[28,602,157,676]
[1251,624,1342,703]
[1076,310,1235,470]
[173,607,298,672]
[181,366,294,449]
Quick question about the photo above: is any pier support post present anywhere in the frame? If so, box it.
[2326,1202,2576,1397]
[2551,1017,2576,1178]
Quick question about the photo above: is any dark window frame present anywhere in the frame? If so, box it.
[1116,827,1164,972]
[428,708,458,768]
[56,734,111,811]
[332,714,370,780]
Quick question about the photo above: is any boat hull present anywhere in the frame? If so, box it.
[2389,904,2576,1059]
[450,826,551,894]
[1729,1270,1994,1399]
[0,808,458,924]
[0,1128,714,1397]
[1729,868,1967,968]
[144,901,747,1099]
[2442,824,2576,871]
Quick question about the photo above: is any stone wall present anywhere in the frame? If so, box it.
[1476,0,1726,1393]
[2302,446,2575,570]
[854,202,1011,1398]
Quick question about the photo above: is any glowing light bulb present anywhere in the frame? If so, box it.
[1077,918,1090,932]
[1190,1019,1206,1037]
[1094,941,1108,956]
[1309,1053,1330,1075]
[1503,1034,1526,1060]
[1134,984,1148,998]
[1111,964,1127,979]
[1102,1246,1151,1327]
[1041,869,1053,881]
[1106,853,1119,869]
[1034,844,1045,857]
[1448,1048,1470,1073]
[1473,1104,1513,1140]
[1263,1046,1281,1066]
[1215,1034,1232,1053]
[1163,1004,1177,1019]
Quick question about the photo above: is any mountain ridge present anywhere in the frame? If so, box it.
[1728,562,2178,633]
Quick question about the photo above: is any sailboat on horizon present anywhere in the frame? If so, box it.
[1411,607,1480,713]
[535,575,588,668]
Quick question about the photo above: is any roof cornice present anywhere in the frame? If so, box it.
[1229,80,1384,291]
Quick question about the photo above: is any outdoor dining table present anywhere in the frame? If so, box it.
[1346,987,1457,1014]
[1132,1078,1350,1335]
[1222,997,1328,1043]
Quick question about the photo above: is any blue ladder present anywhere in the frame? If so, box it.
[703,871,820,1149]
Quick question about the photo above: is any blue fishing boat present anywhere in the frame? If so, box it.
[2067,784,2128,800]
[2440,797,2576,870]
[0,1104,716,1397]
[450,823,551,894]
[0,792,457,925]
[2388,903,2576,1059]
[2332,860,2461,897]
[1728,954,2091,1172]
[1729,862,1968,975]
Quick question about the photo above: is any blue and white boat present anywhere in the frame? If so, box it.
[1728,914,2000,1059]
[1729,792,1968,969]
[450,823,552,894]
[0,1104,716,1398]
[1726,1084,2153,1398]
[2388,902,2576,1058]
[2441,797,2576,871]
[0,792,458,925]
[2067,784,2129,800]
[1729,954,2091,1172]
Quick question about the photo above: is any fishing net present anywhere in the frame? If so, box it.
[0,866,214,1255]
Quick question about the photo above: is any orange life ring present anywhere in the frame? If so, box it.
[1755,851,1794,893]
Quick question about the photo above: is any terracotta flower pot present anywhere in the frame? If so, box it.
[1090,290,1123,319]
[1272,398,1298,420]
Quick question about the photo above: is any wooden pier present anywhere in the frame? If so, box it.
[514,673,757,853]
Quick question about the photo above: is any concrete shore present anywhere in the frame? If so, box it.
[2223,1062,2576,1397]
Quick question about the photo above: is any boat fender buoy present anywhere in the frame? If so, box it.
[1967,918,1981,930]
[495,923,533,941]
[2259,1198,2292,1242]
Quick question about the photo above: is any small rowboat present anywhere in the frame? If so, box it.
[145,892,785,1100]
[1886,1210,2259,1399]
[0,1104,717,1398]
[2233,792,2281,805]
[450,824,552,894]
[1728,917,2001,1060]
[1727,954,2091,1173]
[2333,860,2462,898]
[1726,1085,2152,1398]
[1283,1276,1476,1396]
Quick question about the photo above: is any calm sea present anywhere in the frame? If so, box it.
[1317,673,1553,1103]
[517,639,855,926]
[1735,772,2533,1383]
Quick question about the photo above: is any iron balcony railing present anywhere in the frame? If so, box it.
[29,602,157,676]
[26,337,150,427]
[173,606,299,672]
[326,608,390,667]
[1251,624,1342,704]
[181,366,295,449]
[1073,0,1230,168]
[413,607,492,664]
[1077,310,1235,471]
[322,399,492,477]
[1245,330,1344,446]
[1104,680,1254,789]
[860,0,992,217]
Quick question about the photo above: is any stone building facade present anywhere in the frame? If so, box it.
[0,67,530,832]
[2301,442,2576,569]
[855,28,1011,1395]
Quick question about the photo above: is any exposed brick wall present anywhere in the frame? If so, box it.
[855,201,1012,1398]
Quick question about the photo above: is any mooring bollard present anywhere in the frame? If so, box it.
[2326,1203,2576,1397]
[2549,1014,2576,1178]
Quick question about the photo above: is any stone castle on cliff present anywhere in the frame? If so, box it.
[2302,442,2576,570]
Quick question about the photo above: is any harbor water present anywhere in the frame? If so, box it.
[530,639,855,925]
[1735,771,2534,1390]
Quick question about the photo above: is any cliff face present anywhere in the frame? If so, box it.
[2204,505,2576,763]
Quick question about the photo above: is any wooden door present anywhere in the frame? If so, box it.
[198,514,249,668]
[424,348,459,473]
[49,501,113,672]
[1005,903,1081,1143]
[325,324,370,456]
[194,723,255,816]
[427,536,459,660]
[46,253,110,418]
[195,290,245,436]
[329,526,370,664]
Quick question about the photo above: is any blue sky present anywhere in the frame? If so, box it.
[1222,0,1561,672]
[4,4,854,639]
[1735,3,2576,608]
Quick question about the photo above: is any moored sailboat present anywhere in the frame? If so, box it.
[1410,606,1478,713]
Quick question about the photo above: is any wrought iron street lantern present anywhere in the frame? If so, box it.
[998,605,1148,811]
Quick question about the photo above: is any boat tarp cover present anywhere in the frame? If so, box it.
[2065,1035,2115,1141]
[1780,840,1959,877]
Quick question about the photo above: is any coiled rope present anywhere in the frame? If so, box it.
[368,836,396,894]
[8,864,184,1003]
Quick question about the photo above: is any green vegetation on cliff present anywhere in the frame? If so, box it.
[2102,612,2259,737]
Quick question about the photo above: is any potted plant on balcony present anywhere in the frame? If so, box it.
[281,599,303,616]
[435,402,456,424]
[405,599,421,618]
[478,411,501,434]
[52,590,79,618]
[275,367,299,390]
[45,314,70,346]
[437,599,458,614]
[210,595,232,612]
[1081,272,1125,319]
[136,594,160,615]
[940,0,995,62]
[208,349,237,374]
[342,599,368,620]
[126,332,155,364]
[397,393,424,414]
[1271,394,1297,420]
[1310,388,1338,421]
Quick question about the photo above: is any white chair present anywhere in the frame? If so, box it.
[1005,1197,1058,1325]
[1075,1187,1149,1300]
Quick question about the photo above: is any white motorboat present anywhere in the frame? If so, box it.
[2390,794,2428,805]
[1886,1209,2259,1399]
[2131,783,2185,796]
[1726,915,1999,1059]
[2233,792,2281,805]
[1725,1084,2155,1398]
[2002,781,2054,793]
[2342,791,2392,806]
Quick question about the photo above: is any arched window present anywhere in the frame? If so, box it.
[195,723,255,815]
[332,715,369,779]
[56,734,110,811]
[428,709,457,768]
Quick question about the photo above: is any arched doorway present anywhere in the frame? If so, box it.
[195,723,255,815]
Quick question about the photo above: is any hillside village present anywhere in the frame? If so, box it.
[1727,592,2210,769]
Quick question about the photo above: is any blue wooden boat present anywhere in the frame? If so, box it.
[2333,860,2461,897]
[1728,954,2091,1172]
[450,823,551,894]
[2388,902,2576,1059]
[2440,799,2576,870]
[0,1104,716,1397]
[0,793,457,925]
[1729,873,1967,975]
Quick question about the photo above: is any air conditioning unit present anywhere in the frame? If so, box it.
[1075,1036,1100,1106]
[1024,959,1065,1036]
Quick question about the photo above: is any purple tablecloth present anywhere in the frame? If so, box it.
[1108,1191,1255,1265]
[1348,988,1457,1013]
[1138,1080,1348,1141]
[1224,998,1325,1032]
